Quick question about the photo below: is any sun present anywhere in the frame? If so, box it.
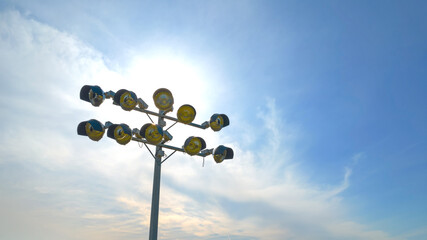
[124,55,210,110]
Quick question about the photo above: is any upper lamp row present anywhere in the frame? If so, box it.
[80,85,229,131]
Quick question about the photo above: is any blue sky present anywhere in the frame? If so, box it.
[0,1,426,239]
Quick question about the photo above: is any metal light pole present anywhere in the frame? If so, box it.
[149,113,164,240]
[77,85,234,240]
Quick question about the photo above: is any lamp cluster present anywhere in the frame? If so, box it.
[77,85,233,163]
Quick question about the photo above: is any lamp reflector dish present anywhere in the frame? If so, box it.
[80,85,105,107]
[183,136,206,156]
[209,114,230,131]
[77,119,105,141]
[140,123,164,145]
[177,104,196,124]
[114,89,138,111]
[153,88,174,111]
[107,124,132,145]
[213,145,234,163]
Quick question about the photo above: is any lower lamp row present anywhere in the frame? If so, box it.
[77,119,233,163]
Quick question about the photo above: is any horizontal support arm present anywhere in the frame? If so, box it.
[133,107,209,130]
[132,137,213,158]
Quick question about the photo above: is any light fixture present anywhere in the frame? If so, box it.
[113,89,138,111]
[177,104,196,124]
[80,85,105,107]
[107,123,132,145]
[140,123,164,145]
[153,88,174,112]
[183,136,206,155]
[77,119,105,141]
[213,145,234,163]
[209,114,230,131]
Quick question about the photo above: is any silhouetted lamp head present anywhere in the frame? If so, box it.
[213,145,234,163]
[177,104,196,124]
[113,89,138,111]
[80,85,105,107]
[153,88,174,112]
[140,123,164,145]
[183,136,206,156]
[107,123,132,145]
[209,114,230,131]
[77,119,105,141]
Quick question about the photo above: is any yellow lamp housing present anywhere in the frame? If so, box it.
[177,104,196,124]
[77,119,105,141]
[153,88,174,112]
[183,136,206,156]
[113,89,138,111]
[80,85,105,107]
[213,145,234,163]
[140,123,164,145]
[209,114,230,131]
[107,123,132,145]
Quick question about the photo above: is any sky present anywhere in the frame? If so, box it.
[0,1,426,239]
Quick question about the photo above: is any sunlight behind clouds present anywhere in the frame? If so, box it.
[124,55,214,116]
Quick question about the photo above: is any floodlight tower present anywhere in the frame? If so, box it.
[77,85,233,240]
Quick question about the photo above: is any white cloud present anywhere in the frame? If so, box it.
[0,10,398,240]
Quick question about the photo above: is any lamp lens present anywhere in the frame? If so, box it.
[114,125,132,145]
[153,88,174,111]
[210,115,224,131]
[80,85,105,106]
[214,150,227,163]
[185,138,201,155]
[183,137,206,156]
[177,105,196,124]
[120,91,137,110]
[145,124,163,144]
[88,89,104,106]
[85,122,104,141]
[114,126,124,138]
[213,145,233,163]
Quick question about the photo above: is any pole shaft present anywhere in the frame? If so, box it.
[148,147,161,240]
[149,112,165,240]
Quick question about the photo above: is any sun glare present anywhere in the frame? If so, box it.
[125,56,211,113]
